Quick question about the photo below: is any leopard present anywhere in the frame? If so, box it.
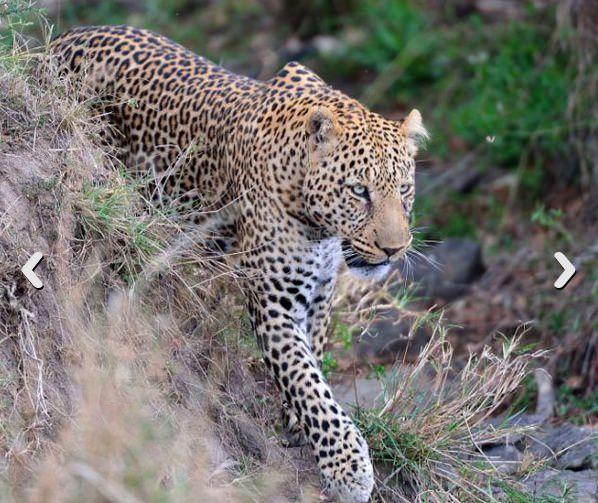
[49,25,427,502]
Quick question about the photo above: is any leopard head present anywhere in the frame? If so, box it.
[303,106,427,279]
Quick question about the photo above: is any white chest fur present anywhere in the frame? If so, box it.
[295,238,342,337]
[310,237,343,283]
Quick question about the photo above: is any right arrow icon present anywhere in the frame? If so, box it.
[554,252,576,289]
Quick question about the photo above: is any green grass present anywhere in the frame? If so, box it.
[449,21,577,167]
[498,480,575,503]
[327,1,591,170]
[77,172,171,282]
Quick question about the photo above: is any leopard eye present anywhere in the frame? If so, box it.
[399,184,412,195]
[351,184,370,199]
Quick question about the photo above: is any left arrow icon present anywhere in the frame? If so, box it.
[21,252,44,289]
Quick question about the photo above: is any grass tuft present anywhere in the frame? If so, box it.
[356,323,547,502]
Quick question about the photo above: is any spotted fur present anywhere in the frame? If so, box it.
[50,25,426,502]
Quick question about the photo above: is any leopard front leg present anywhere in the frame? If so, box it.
[282,258,338,447]
[307,275,338,366]
[246,290,374,502]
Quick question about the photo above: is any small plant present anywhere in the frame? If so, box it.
[322,351,339,379]
[369,364,386,381]
[555,385,598,426]
[335,321,354,350]
[531,204,572,244]
[0,1,36,48]
[531,204,563,228]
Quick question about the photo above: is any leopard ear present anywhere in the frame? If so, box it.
[306,106,338,155]
[400,109,428,143]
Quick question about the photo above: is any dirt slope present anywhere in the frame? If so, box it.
[0,55,308,502]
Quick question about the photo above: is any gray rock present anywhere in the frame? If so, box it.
[559,438,598,470]
[483,444,523,475]
[397,238,485,302]
[355,311,431,364]
[334,377,383,410]
[485,413,545,446]
[523,469,598,503]
[527,425,597,470]
[486,415,597,471]
[354,239,485,363]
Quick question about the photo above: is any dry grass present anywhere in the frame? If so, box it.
[0,32,307,502]
[359,325,546,502]
[334,268,439,340]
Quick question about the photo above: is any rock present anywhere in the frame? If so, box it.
[334,377,383,410]
[527,424,597,470]
[355,311,431,364]
[312,35,344,56]
[559,436,597,470]
[483,444,523,475]
[523,469,598,503]
[397,238,485,303]
[484,412,547,447]
[485,414,597,471]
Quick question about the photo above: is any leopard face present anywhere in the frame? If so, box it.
[303,107,426,279]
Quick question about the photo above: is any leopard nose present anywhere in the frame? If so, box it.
[381,246,404,258]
